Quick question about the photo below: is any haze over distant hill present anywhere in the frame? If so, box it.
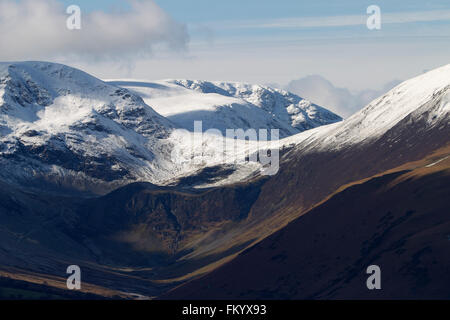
[286,75,402,118]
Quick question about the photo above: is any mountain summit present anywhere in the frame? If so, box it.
[0,62,177,193]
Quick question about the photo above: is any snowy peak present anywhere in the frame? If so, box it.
[0,62,173,136]
[0,62,175,143]
[0,61,101,108]
[110,79,342,138]
[289,64,450,153]
[0,62,176,193]
[329,64,450,146]
[170,79,343,132]
[356,64,450,127]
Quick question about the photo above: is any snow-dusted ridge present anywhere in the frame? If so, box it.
[0,61,449,194]
[247,64,450,157]
[106,79,342,138]
[0,61,339,193]
[305,63,450,151]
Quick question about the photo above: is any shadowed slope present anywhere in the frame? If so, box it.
[162,160,450,299]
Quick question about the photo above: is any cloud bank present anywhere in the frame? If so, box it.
[0,0,189,61]
[224,10,450,30]
[286,75,401,118]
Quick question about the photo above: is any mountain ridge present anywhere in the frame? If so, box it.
[0,61,342,194]
[107,78,342,137]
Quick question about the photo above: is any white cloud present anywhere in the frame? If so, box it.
[0,0,189,61]
[286,75,401,118]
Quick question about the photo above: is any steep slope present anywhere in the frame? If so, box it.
[107,79,342,137]
[167,65,450,296]
[163,159,450,299]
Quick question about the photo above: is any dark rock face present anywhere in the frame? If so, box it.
[78,180,266,257]
[3,72,53,108]
[14,139,132,181]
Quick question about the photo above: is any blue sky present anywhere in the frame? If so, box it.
[10,0,450,92]
[58,0,450,20]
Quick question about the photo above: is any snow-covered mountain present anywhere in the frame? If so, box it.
[0,62,341,194]
[0,62,180,193]
[281,63,450,153]
[1,61,448,196]
[107,79,342,138]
